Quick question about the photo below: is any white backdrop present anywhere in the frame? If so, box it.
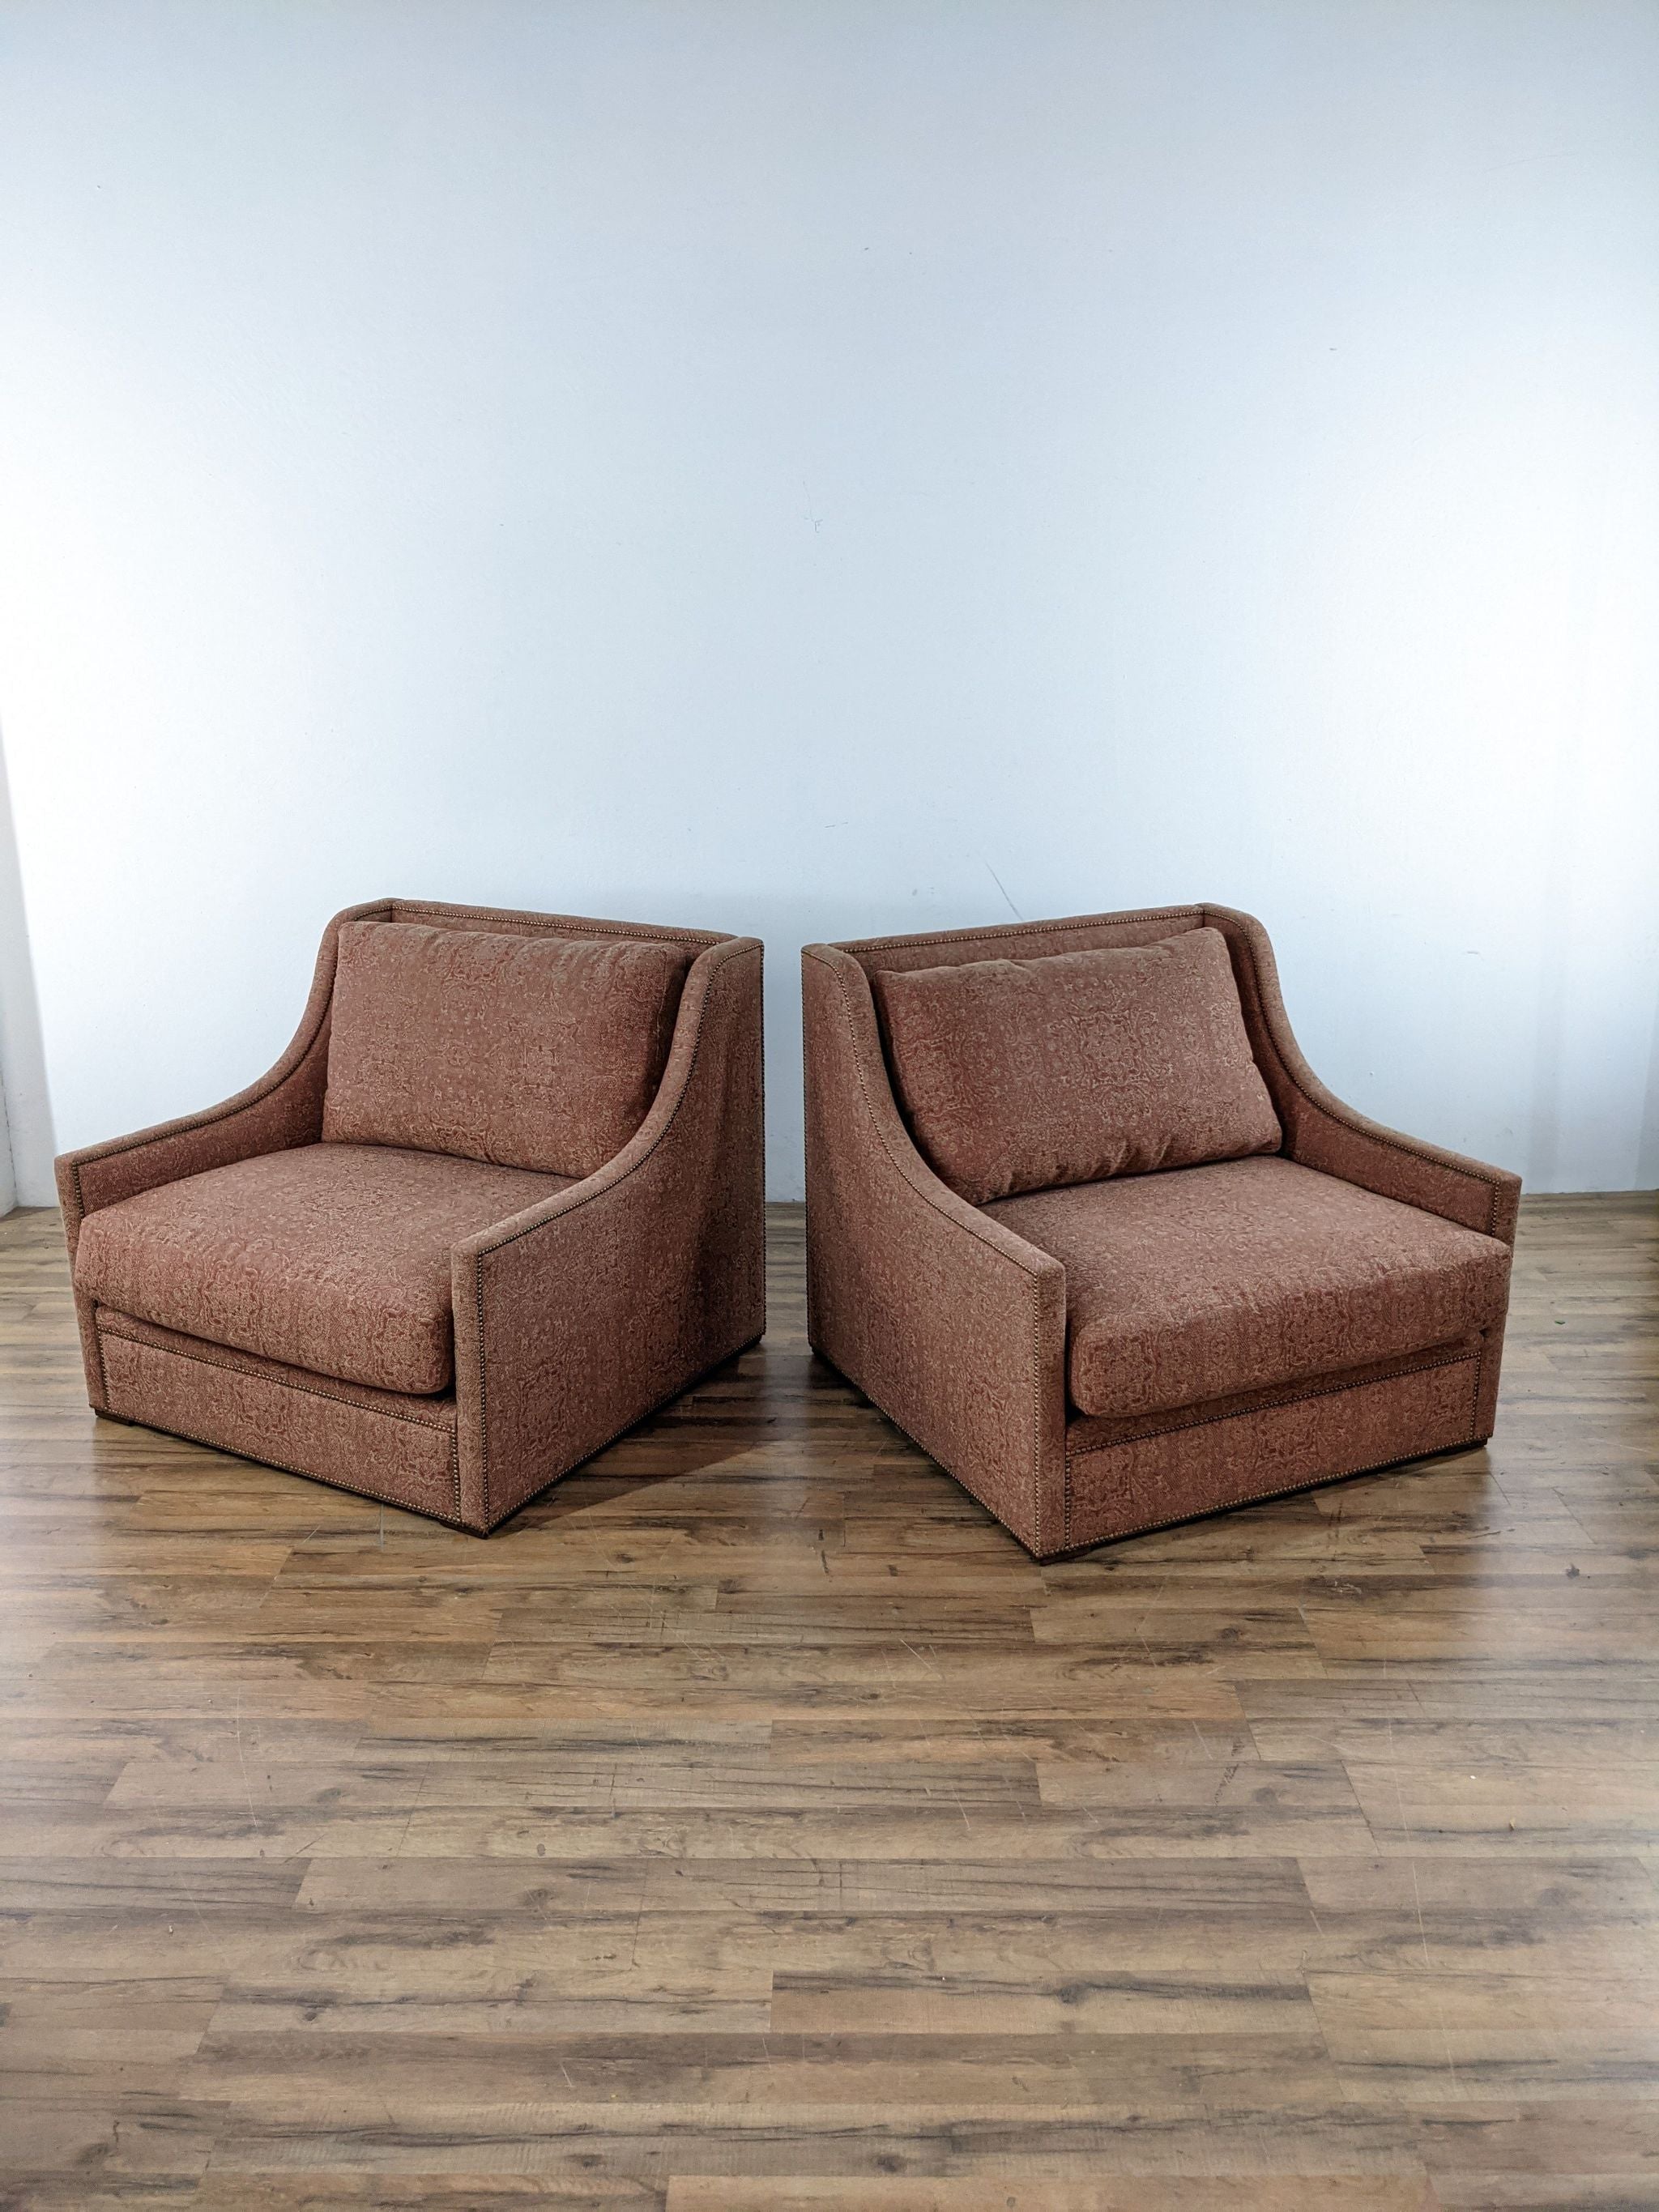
[1,0,1655,1204]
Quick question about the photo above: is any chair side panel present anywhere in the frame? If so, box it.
[804,946,1066,1554]
[455,940,766,1529]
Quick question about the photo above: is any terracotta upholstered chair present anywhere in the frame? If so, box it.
[803,904,1519,1558]
[58,899,765,1532]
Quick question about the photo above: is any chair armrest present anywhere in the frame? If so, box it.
[54,902,390,1262]
[450,936,765,1530]
[801,943,1068,1556]
[1209,904,1521,1245]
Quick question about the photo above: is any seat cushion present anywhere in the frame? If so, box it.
[985,1156,1512,1421]
[872,927,1281,1206]
[74,1144,572,1395]
[322,920,693,1178]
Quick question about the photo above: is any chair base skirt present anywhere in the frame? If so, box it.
[92,1306,471,1526]
[1060,1340,1491,1556]
[87,1305,763,1535]
[825,1334,1499,1561]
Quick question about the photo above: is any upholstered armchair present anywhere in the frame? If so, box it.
[803,904,1518,1558]
[58,900,765,1532]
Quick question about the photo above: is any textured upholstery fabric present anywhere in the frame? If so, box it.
[451,934,766,1528]
[873,927,1280,1205]
[804,905,1521,1559]
[1064,1337,1482,1455]
[75,1143,570,1395]
[95,1309,464,1524]
[839,904,1520,1242]
[803,944,1068,1554]
[1064,1348,1486,1550]
[322,920,692,1178]
[986,1156,1512,1420]
[57,898,765,1532]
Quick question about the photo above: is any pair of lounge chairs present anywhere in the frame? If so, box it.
[58,897,1517,1555]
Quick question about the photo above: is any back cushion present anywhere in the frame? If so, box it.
[872,926,1282,1206]
[322,922,693,1178]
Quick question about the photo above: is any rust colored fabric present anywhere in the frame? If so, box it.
[95,1308,463,1524]
[1064,1346,1486,1550]
[451,935,767,1528]
[987,1156,1512,1420]
[1064,1336,1482,1455]
[56,898,765,1533]
[872,927,1280,1205]
[803,944,1068,1555]
[838,903,1520,1243]
[75,1143,570,1396]
[322,920,692,1178]
[804,904,1520,1560]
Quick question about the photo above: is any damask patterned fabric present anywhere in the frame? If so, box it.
[803,902,1520,1558]
[987,1154,1512,1419]
[872,927,1281,1205]
[58,899,766,1532]
[75,1141,571,1394]
[322,920,693,1178]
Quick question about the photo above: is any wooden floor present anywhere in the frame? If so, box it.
[0,1196,1654,2210]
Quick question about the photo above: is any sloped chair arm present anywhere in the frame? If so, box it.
[55,901,390,1261]
[801,944,1068,1556]
[450,936,766,1531]
[1209,904,1522,1246]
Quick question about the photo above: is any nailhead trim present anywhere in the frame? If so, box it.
[1064,1434,1494,1555]
[95,1316,457,1430]
[1061,1346,1486,1554]
[96,1318,465,1525]
[91,1300,112,1409]
[476,1326,764,1532]
[1067,1345,1480,1460]
[851,1390,1043,1554]
[390,901,721,948]
[471,940,762,1528]
[1054,1426,1493,1557]
[124,1415,471,1527]
[806,947,1056,1556]
[838,906,1203,960]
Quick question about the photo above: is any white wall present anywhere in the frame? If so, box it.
[0,731,53,1210]
[1,0,1655,1204]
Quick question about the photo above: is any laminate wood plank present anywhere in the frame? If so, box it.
[666,2184,1438,2211]
[187,2105,1443,2182]
[766,1715,1265,1763]
[1236,1686,1659,1743]
[291,1851,1311,1917]
[1432,2181,1659,2209]
[0,1194,1653,2206]
[173,2025,1348,2118]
